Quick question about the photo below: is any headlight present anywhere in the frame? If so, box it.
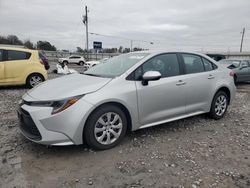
[27,95,83,115]
[51,97,80,114]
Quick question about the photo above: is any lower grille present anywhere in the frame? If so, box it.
[17,107,42,141]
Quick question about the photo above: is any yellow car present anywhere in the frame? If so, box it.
[0,46,48,88]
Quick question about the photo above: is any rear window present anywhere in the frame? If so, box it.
[202,58,214,71]
[39,52,47,59]
[70,56,80,59]
[7,50,31,61]
[0,50,3,62]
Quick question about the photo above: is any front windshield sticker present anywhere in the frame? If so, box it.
[129,56,145,59]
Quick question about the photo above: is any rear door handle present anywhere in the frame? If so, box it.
[176,80,186,86]
[208,74,215,79]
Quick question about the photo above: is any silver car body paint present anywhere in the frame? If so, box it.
[20,51,236,146]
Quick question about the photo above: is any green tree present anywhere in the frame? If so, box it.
[7,35,23,45]
[37,41,56,51]
[76,47,84,53]
[0,35,23,45]
[24,40,35,49]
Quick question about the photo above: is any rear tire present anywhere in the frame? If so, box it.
[79,61,84,66]
[63,61,68,65]
[209,91,228,120]
[26,73,44,88]
[84,105,127,150]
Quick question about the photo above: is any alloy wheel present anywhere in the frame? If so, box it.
[30,76,43,87]
[215,95,227,116]
[94,112,123,145]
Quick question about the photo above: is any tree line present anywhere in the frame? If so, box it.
[0,35,57,51]
[0,35,145,53]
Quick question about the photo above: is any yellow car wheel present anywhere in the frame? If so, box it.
[26,73,44,88]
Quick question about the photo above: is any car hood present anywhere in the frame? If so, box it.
[24,74,112,101]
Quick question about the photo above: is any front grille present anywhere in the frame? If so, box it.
[17,107,42,141]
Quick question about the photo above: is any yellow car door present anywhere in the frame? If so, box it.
[0,49,4,82]
[4,50,31,83]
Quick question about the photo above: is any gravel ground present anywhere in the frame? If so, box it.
[0,70,250,188]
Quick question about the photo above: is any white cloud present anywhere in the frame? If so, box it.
[0,0,250,52]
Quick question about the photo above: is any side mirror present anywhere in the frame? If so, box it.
[142,71,161,86]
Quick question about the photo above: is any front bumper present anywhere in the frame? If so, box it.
[17,98,94,146]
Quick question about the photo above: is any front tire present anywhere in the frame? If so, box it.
[79,61,84,66]
[209,91,228,120]
[26,73,44,88]
[84,105,127,150]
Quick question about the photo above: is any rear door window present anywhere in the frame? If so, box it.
[202,58,214,71]
[7,50,31,61]
[182,54,204,74]
[241,61,249,67]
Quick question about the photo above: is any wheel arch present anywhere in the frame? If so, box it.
[25,72,45,84]
[83,101,133,136]
[215,86,231,105]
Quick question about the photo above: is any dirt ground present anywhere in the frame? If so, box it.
[0,70,250,188]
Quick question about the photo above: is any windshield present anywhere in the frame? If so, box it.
[219,60,240,67]
[84,53,149,77]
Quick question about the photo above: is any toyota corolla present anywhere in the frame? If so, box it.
[17,51,236,150]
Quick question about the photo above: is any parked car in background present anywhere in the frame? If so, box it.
[218,59,250,83]
[18,51,235,150]
[58,55,85,66]
[0,46,48,88]
[39,52,50,70]
[83,58,108,71]
[206,54,226,61]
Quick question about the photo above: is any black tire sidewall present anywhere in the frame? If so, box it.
[26,74,44,88]
[210,91,228,120]
[84,105,127,150]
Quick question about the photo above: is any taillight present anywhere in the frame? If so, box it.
[39,59,44,65]
[229,71,235,77]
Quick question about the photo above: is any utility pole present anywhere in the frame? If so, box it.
[83,6,89,59]
[240,27,245,52]
[130,40,133,52]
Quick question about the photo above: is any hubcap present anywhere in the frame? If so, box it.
[30,76,42,87]
[215,95,227,116]
[94,112,123,145]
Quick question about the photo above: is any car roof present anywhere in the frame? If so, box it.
[130,50,210,56]
[131,50,216,61]
[0,46,37,53]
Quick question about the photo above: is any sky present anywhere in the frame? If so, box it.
[0,0,250,52]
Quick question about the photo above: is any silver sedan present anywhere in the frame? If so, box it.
[18,51,236,150]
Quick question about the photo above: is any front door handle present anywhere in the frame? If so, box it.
[208,74,215,79]
[176,80,186,86]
